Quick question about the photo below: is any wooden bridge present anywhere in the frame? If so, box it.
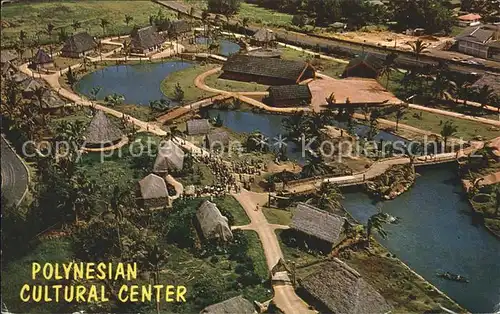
[156,94,232,124]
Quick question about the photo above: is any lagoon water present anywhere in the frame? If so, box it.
[75,61,193,105]
[342,165,500,312]
[195,37,241,56]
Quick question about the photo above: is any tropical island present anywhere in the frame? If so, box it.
[1,0,499,313]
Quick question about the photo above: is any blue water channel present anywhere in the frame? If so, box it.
[195,36,241,56]
[74,61,193,105]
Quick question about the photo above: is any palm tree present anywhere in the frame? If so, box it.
[475,85,495,109]
[100,18,110,36]
[124,15,133,27]
[104,93,125,107]
[407,39,430,61]
[242,17,250,38]
[110,185,126,256]
[58,28,69,43]
[142,244,168,314]
[494,186,500,217]
[309,182,344,212]
[19,30,27,45]
[395,106,406,131]
[440,121,458,153]
[247,131,269,152]
[13,41,25,61]
[301,150,330,178]
[380,52,397,89]
[32,86,47,123]
[361,104,370,121]
[366,212,390,247]
[89,86,102,101]
[46,23,55,38]
[369,109,384,140]
[72,20,81,32]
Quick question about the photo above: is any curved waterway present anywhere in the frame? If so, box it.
[342,165,500,312]
[195,36,241,56]
[74,61,193,105]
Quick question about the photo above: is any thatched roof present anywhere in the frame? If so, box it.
[343,53,384,78]
[83,111,123,146]
[200,295,256,314]
[291,203,345,244]
[169,20,192,35]
[0,50,17,63]
[32,49,53,64]
[138,174,169,200]
[40,90,66,108]
[206,131,230,146]
[196,200,233,241]
[9,71,29,83]
[253,28,277,43]
[187,119,211,135]
[21,78,45,93]
[247,48,282,58]
[2,62,17,77]
[153,140,185,172]
[130,26,165,50]
[221,55,314,82]
[268,85,312,102]
[456,25,495,43]
[62,32,97,54]
[301,258,393,314]
[472,72,500,96]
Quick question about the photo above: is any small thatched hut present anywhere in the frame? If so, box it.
[153,140,185,174]
[130,26,165,55]
[61,32,97,58]
[290,203,346,252]
[266,85,312,107]
[196,200,233,241]
[342,53,384,79]
[205,131,230,150]
[186,119,211,135]
[138,174,169,209]
[298,258,393,314]
[31,49,53,69]
[82,111,124,148]
[0,50,17,64]
[33,89,66,112]
[20,78,45,99]
[168,20,192,39]
[252,28,277,46]
[200,295,256,314]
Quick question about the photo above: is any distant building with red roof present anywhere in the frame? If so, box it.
[457,13,482,26]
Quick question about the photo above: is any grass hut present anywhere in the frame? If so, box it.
[205,131,230,150]
[196,200,233,242]
[138,174,169,209]
[266,85,312,107]
[31,49,53,69]
[168,20,192,39]
[342,53,384,79]
[82,111,123,148]
[61,32,97,58]
[1,61,17,78]
[186,119,211,135]
[200,295,256,314]
[130,26,165,55]
[252,28,277,47]
[20,78,45,99]
[0,50,17,64]
[33,89,66,112]
[298,258,393,314]
[153,140,185,174]
[290,203,347,253]
[221,55,315,85]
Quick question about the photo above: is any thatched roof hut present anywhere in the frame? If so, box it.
[200,295,256,314]
[300,258,393,314]
[61,32,97,58]
[139,174,169,200]
[20,78,45,98]
[267,85,312,107]
[32,49,53,66]
[186,119,211,135]
[472,72,500,96]
[83,111,123,147]
[169,20,192,36]
[342,53,384,79]
[196,200,233,241]
[1,50,17,64]
[36,89,66,110]
[153,140,185,173]
[291,203,346,246]
[221,55,315,85]
[130,26,165,53]
[252,28,277,44]
[205,131,230,148]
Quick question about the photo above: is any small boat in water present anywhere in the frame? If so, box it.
[437,272,469,283]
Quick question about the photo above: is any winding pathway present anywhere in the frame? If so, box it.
[1,135,29,207]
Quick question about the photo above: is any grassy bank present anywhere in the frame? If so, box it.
[263,207,292,225]
[161,63,218,102]
[1,1,175,48]
[204,74,269,92]
[237,3,293,28]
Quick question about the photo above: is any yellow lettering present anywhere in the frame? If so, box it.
[42,264,53,280]
[141,285,152,302]
[20,284,30,302]
[54,264,63,280]
[115,263,125,280]
[74,263,84,280]
[166,285,175,302]
[118,285,128,302]
[127,263,137,280]
[75,285,86,302]
[87,285,98,302]
[32,263,41,280]
[154,285,163,303]
[86,263,95,280]
[101,285,109,302]
[96,263,107,280]
[44,286,52,302]
[176,286,187,302]
[53,285,62,302]
[33,286,42,302]
[129,285,139,302]
[62,262,73,280]
[64,286,74,302]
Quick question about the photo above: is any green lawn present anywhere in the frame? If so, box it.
[279,47,346,77]
[216,195,251,226]
[384,108,500,140]
[1,1,176,48]
[237,3,293,28]
[243,231,269,279]
[178,163,216,187]
[204,74,269,92]
[1,238,74,313]
[113,103,155,122]
[161,63,218,103]
[275,230,323,267]
[263,207,292,225]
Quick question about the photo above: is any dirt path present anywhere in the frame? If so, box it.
[232,190,315,314]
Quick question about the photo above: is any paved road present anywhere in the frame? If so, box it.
[1,136,29,207]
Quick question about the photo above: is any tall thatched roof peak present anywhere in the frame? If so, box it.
[153,140,185,173]
[200,295,256,314]
[32,49,53,64]
[300,258,393,314]
[138,174,168,200]
[196,200,233,241]
[83,111,123,146]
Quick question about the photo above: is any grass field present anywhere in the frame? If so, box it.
[204,74,269,92]
[216,195,251,226]
[1,1,176,48]
[161,63,217,102]
[384,108,500,140]
[237,3,293,28]
[263,206,292,225]
[280,47,346,77]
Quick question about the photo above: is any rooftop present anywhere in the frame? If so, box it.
[196,200,233,241]
[291,203,346,244]
[458,13,482,21]
[268,85,312,102]
[130,26,165,50]
[200,295,255,314]
[61,32,97,53]
[153,140,185,172]
[82,111,123,146]
[138,174,169,200]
